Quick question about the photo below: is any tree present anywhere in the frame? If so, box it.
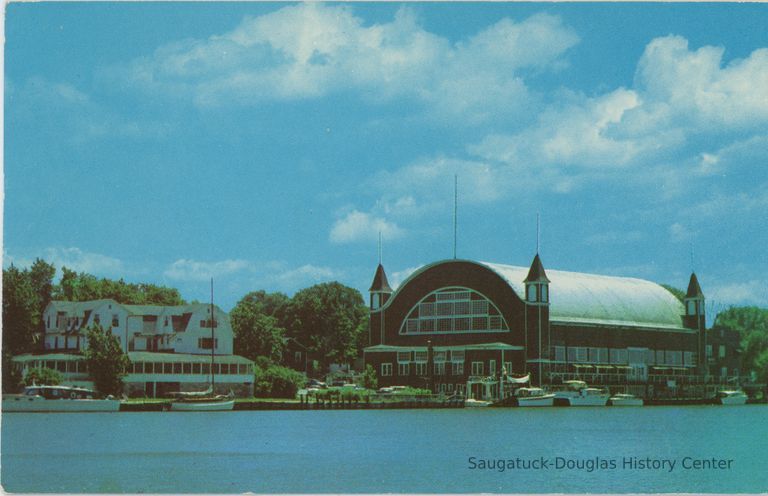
[252,359,306,398]
[231,295,287,363]
[2,265,38,356]
[712,306,768,383]
[661,284,686,303]
[284,282,368,370]
[54,266,184,305]
[24,367,63,386]
[360,364,378,390]
[83,324,131,396]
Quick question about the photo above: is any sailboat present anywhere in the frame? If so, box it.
[170,279,235,411]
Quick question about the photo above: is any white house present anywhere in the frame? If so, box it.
[13,299,254,397]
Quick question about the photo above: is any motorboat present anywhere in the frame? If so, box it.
[169,394,235,411]
[2,385,120,412]
[716,390,748,405]
[514,387,555,407]
[609,393,644,406]
[554,380,609,406]
[464,398,493,408]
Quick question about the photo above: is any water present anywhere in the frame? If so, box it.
[2,406,767,493]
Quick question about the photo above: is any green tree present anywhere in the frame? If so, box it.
[231,294,287,363]
[284,282,368,370]
[712,306,768,383]
[24,367,64,386]
[661,284,686,303]
[2,265,38,356]
[83,324,131,396]
[54,267,184,305]
[360,364,378,390]
[253,359,307,398]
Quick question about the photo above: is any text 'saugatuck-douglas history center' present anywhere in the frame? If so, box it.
[364,254,741,401]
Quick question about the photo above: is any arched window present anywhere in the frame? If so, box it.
[399,287,509,335]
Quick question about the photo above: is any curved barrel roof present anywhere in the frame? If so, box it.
[478,261,686,330]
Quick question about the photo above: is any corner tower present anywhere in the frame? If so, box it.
[524,254,551,386]
[684,272,707,376]
[369,264,393,311]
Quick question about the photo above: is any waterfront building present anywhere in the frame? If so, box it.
[364,255,741,400]
[12,299,255,397]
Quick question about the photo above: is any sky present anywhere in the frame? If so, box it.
[3,2,768,315]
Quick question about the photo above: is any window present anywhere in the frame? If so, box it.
[198,338,218,350]
[415,363,427,376]
[720,366,727,378]
[381,363,393,377]
[112,314,119,327]
[687,301,696,315]
[527,285,537,302]
[706,345,713,358]
[400,287,507,334]
[94,314,100,325]
[719,345,726,359]
[452,362,464,375]
[575,347,588,363]
[433,351,447,363]
[471,361,484,376]
[489,360,496,376]
[684,352,696,367]
[164,317,169,327]
[414,351,428,362]
[183,363,192,374]
[504,362,512,375]
[434,362,445,375]
[200,319,218,328]
[541,285,549,302]
[450,350,465,362]
[398,363,410,376]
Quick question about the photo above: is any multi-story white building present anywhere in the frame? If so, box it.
[12,299,254,397]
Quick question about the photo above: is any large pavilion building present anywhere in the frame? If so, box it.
[364,254,736,400]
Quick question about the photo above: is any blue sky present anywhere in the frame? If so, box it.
[4,2,768,314]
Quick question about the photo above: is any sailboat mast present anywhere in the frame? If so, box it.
[210,277,215,392]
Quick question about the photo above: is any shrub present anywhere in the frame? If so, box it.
[253,359,306,398]
[24,367,63,386]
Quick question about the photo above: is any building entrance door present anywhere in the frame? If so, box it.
[628,348,649,381]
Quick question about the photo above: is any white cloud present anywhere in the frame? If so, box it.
[669,222,695,243]
[389,265,422,290]
[164,258,254,281]
[266,264,341,289]
[584,230,644,245]
[329,209,404,244]
[114,5,577,122]
[3,247,125,276]
[708,280,768,307]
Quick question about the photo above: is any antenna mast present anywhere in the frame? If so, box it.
[536,212,540,254]
[453,174,458,259]
[378,231,382,265]
[210,277,215,392]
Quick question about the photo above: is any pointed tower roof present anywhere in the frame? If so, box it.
[369,264,393,292]
[524,253,550,283]
[686,272,704,298]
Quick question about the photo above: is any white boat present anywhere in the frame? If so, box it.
[716,390,748,405]
[554,380,609,406]
[2,385,120,413]
[514,387,555,407]
[609,393,644,406]
[464,398,493,408]
[169,279,235,412]
[170,395,235,411]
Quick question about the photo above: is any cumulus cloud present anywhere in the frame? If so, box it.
[389,265,422,290]
[4,247,125,276]
[708,280,768,307]
[164,258,254,281]
[266,264,341,289]
[111,5,577,122]
[329,209,404,244]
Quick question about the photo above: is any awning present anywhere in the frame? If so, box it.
[506,374,530,384]
[573,364,594,369]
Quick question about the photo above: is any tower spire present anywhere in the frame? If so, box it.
[536,212,540,254]
[378,231,382,265]
[453,174,458,259]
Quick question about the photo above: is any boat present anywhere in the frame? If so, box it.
[609,393,644,406]
[2,384,120,412]
[716,390,748,405]
[464,398,493,408]
[554,380,609,406]
[514,387,555,407]
[170,279,235,412]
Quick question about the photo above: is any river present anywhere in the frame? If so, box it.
[2,405,766,493]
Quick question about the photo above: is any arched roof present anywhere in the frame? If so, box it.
[390,259,686,330]
[478,261,685,330]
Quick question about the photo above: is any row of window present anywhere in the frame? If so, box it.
[400,288,509,335]
[381,360,513,377]
[130,361,250,375]
[551,346,697,366]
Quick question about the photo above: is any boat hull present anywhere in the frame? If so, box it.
[2,396,120,413]
[719,396,747,405]
[464,399,492,408]
[610,397,644,406]
[516,395,555,407]
[555,392,609,406]
[170,399,235,411]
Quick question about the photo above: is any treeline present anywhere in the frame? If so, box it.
[230,284,369,374]
[712,306,768,383]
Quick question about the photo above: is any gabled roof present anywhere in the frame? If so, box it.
[686,273,704,299]
[524,253,550,283]
[369,264,393,292]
